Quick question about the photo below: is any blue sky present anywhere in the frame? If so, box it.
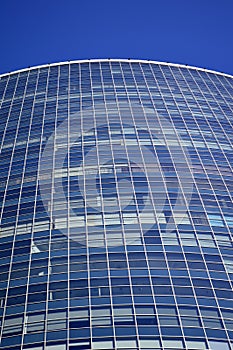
[1,0,233,75]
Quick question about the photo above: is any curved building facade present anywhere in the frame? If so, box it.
[1,59,233,350]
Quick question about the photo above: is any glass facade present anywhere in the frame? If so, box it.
[0,59,233,350]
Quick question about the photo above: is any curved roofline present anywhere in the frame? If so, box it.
[0,58,233,80]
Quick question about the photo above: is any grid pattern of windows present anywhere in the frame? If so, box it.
[0,59,233,350]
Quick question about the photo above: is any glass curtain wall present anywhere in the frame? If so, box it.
[0,60,233,350]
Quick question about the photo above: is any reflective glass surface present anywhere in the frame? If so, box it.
[0,59,233,349]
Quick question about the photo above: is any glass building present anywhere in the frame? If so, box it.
[1,59,233,350]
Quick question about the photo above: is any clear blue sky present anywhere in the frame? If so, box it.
[1,0,233,75]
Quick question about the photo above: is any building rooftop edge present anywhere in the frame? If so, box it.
[0,58,233,80]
